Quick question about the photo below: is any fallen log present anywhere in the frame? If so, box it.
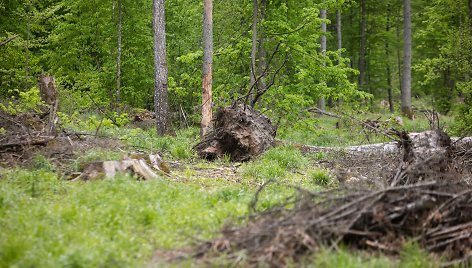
[194,104,277,161]
[75,153,169,181]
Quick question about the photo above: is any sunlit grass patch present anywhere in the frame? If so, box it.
[0,169,251,267]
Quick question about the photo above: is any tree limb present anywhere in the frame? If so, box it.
[0,35,19,47]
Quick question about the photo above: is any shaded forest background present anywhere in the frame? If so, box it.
[1,0,472,134]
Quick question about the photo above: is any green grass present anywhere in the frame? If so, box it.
[0,169,252,267]
[0,116,444,267]
[277,109,455,147]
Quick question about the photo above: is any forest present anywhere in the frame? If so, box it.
[1,0,472,267]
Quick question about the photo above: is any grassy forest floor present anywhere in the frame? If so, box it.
[0,108,457,267]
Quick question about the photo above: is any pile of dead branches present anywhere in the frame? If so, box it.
[195,181,471,267]
[192,130,472,267]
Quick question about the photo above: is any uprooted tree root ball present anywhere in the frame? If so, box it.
[194,104,277,162]
[190,129,472,267]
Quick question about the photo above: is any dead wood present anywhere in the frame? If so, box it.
[194,104,277,162]
[38,74,59,136]
[75,153,169,181]
[0,35,19,47]
[193,181,471,267]
[190,130,472,267]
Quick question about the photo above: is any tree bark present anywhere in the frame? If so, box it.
[257,0,267,95]
[385,6,394,113]
[401,0,413,118]
[396,9,402,94]
[152,0,169,135]
[249,0,258,104]
[25,3,31,90]
[201,0,213,137]
[336,9,342,58]
[318,8,327,110]
[116,0,123,115]
[358,0,366,90]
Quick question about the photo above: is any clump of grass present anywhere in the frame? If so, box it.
[240,145,309,182]
[308,169,332,186]
[30,154,55,172]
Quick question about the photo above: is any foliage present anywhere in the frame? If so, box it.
[0,87,45,115]
[0,169,251,267]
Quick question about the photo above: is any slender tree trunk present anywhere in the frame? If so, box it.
[318,8,327,110]
[152,0,169,135]
[116,0,122,115]
[257,0,267,95]
[249,0,258,104]
[336,9,342,59]
[336,6,343,106]
[385,13,394,113]
[25,3,31,89]
[401,0,413,118]
[396,10,402,94]
[358,0,366,90]
[201,0,213,137]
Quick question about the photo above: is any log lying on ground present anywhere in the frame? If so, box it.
[194,104,277,162]
[75,154,169,180]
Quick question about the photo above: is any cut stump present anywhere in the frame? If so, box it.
[194,104,277,162]
[391,129,452,185]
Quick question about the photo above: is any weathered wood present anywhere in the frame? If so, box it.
[194,104,276,161]
[38,74,58,136]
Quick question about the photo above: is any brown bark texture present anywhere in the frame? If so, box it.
[116,0,122,114]
[201,0,213,137]
[38,74,58,135]
[401,0,413,118]
[358,0,366,89]
[152,0,169,135]
[194,104,276,162]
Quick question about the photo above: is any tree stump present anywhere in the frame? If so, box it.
[194,104,277,162]
[38,74,58,136]
[391,129,452,185]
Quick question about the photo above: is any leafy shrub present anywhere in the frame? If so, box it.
[0,87,45,115]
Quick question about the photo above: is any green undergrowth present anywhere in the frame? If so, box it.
[0,116,442,267]
[277,109,454,147]
[0,169,251,267]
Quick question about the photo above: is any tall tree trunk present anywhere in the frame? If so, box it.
[25,2,31,90]
[336,5,343,106]
[401,0,413,118]
[152,0,169,135]
[201,0,213,137]
[257,0,267,96]
[358,0,366,90]
[116,0,122,115]
[396,8,402,94]
[318,8,327,110]
[386,5,394,113]
[249,0,258,104]
[336,8,342,59]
